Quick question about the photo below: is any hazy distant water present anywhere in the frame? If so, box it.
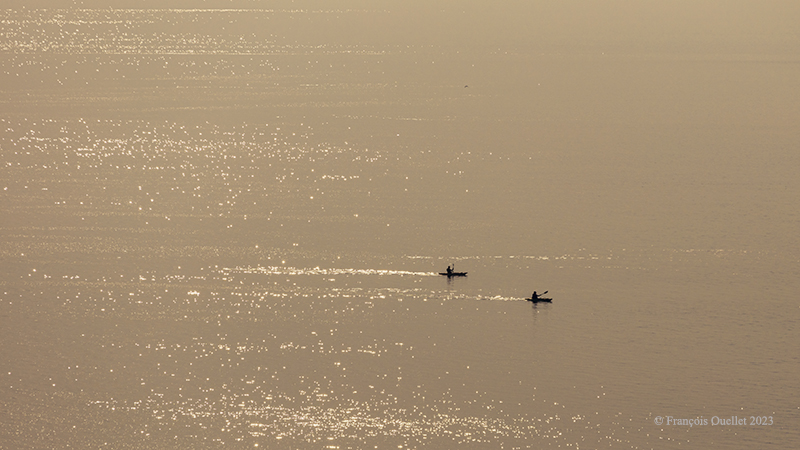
[2,3,799,449]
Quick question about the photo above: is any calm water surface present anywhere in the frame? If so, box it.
[1,3,799,449]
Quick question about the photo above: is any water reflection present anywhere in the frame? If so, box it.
[81,331,631,448]
[0,8,387,56]
[3,4,799,450]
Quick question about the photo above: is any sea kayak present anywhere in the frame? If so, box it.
[439,272,467,277]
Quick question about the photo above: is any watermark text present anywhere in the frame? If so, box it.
[653,416,773,426]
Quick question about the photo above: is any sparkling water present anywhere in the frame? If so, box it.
[1,3,799,449]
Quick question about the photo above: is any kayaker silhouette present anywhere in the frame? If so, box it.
[446,265,453,275]
[528,290,549,301]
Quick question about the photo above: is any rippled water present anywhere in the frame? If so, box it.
[2,3,800,449]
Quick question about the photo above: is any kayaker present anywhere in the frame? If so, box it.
[446,265,453,275]
[531,291,539,300]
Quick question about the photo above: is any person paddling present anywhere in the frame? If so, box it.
[529,290,548,301]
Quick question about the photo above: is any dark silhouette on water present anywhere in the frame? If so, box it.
[528,290,552,303]
[439,264,467,277]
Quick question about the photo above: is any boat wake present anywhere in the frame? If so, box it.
[221,266,438,277]
[478,295,526,302]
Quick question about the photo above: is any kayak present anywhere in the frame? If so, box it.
[439,272,467,277]
[527,297,552,303]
